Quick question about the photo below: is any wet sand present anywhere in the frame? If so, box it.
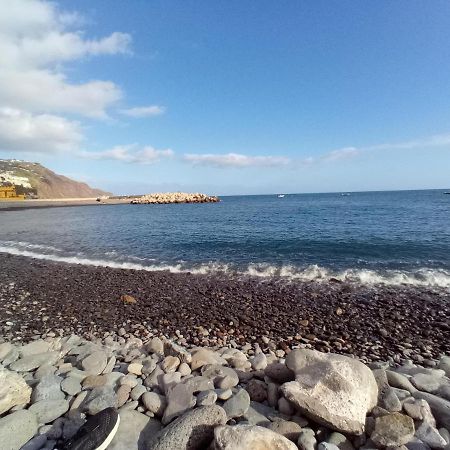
[1,253,449,363]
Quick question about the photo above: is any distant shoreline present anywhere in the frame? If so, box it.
[0,197,131,212]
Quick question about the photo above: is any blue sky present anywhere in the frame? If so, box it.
[1,0,450,195]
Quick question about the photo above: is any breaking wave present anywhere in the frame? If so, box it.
[1,243,450,289]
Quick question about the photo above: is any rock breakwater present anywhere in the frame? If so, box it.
[0,332,450,450]
[130,192,219,204]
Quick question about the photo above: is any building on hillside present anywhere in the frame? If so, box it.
[0,185,26,201]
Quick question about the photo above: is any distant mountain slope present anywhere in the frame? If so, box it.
[0,160,111,199]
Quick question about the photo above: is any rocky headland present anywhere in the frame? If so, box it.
[130,192,220,204]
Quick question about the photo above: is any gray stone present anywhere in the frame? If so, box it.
[265,362,295,383]
[415,422,447,448]
[109,410,161,450]
[201,364,239,389]
[61,377,81,396]
[31,375,64,403]
[20,340,50,357]
[144,366,164,389]
[29,399,69,424]
[83,386,117,415]
[327,432,355,450]
[145,337,164,355]
[267,419,302,441]
[131,384,147,401]
[102,355,116,374]
[142,392,167,416]
[20,434,47,450]
[281,349,378,435]
[0,342,13,361]
[371,412,415,447]
[182,375,214,393]
[387,370,418,393]
[197,390,217,406]
[9,351,60,372]
[298,427,317,450]
[190,348,226,370]
[213,424,297,449]
[382,387,403,412]
[242,402,272,426]
[412,374,448,395]
[70,391,88,411]
[223,388,250,419]
[163,341,192,364]
[149,405,227,450]
[268,382,280,407]
[0,367,32,414]
[438,357,450,378]
[278,396,295,415]
[406,437,432,450]
[162,383,196,425]
[215,388,233,400]
[120,374,139,388]
[81,351,107,375]
[0,410,38,450]
[318,444,340,450]
[120,400,139,411]
[251,353,268,371]
[413,391,450,429]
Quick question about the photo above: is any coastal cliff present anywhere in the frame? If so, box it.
[0,160,111,199]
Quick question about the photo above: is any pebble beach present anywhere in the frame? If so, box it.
[1,253,450,449]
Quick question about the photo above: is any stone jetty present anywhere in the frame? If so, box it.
[130,192,219,204]
[0,332,450,450]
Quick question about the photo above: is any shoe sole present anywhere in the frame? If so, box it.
[95,414,120,450]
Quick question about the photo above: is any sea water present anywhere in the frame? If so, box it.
[1,190,450,288]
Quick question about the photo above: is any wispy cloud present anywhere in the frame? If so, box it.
[81,145,174,164]
[320,133,450,163]
[183,152,291,168]
[119,105,166,118]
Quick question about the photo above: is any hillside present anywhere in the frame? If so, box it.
[0,160,111,199]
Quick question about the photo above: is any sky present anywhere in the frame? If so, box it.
[0,0,450,195]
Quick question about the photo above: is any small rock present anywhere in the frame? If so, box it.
[298,427,317,450]
[251,353,268,371]
[116,385,131,408]
[178,363,191,376]
[149,405,227,450]
[267,419,302,441]
[213,424,297,449]
[162,384,196,425]
[83,386,117,415]
[327,432,355,450]
[161,356,180,373]
[0,367,32,414]
[130,384,147,401]
[128,363,143,376]
[245,379,267,402]
[32,375,64,402]
[61,377,82,396]
[223,388,251,419]
[145,337,164,355]
[190,348,226,370]
[201,365,239,389]
[265,362,295,383]
[120,294,137,304]
[29,399,70,424]
[197,390,217,406]
[371,412,415,447]
[9,351,60,372]
[415,422,447,448]
[81,351,107,375]
[142,392,167,416]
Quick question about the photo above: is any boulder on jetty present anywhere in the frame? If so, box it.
[130,192,220,204]
[0,332,449,450]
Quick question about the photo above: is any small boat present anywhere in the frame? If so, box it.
[277,194,285,198]
[444,192,450,195]
[341,193,351,196]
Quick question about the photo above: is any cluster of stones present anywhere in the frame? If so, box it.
[0,333,449,450]
[130,192,220,204]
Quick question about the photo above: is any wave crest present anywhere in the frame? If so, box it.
[0,243,449,289]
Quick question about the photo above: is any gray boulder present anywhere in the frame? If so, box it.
[0,410,38,450]
[29,399,69,424]
[281,349,378,435]
[0,367,32,414]
[222,388,250,419]
[371,412,415,447]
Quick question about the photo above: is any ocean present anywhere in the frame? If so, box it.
[1,189,450,288]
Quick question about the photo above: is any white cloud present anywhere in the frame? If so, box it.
[0,0,131,118]
[120,105,166,118]
[183,152,291,168]
[82,145,174,164]
[0,108,83,153]
[322,147,361,162]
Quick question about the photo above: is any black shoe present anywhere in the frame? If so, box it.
[63,408,120,450]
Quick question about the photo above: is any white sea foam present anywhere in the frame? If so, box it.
[1,244,449,289]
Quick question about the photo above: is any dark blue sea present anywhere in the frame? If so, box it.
[1,190,450,288]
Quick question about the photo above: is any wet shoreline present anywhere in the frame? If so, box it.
[0,252,449,363]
